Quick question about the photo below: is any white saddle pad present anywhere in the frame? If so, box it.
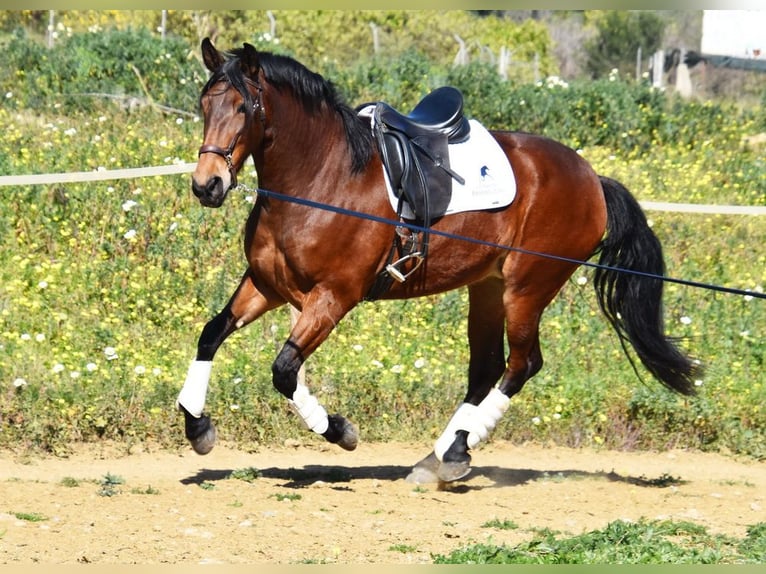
[359,104,516,220]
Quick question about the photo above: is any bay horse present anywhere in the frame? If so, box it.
[177,38,700,483]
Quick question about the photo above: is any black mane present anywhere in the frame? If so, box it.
[201,49,373,173]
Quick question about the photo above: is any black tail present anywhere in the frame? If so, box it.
[593,176,701,395]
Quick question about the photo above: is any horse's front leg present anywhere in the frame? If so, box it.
[177,269,284,454]
[271,288,358,451]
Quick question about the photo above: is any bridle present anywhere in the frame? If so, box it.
[197,78,265,188]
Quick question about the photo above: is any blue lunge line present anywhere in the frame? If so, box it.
[250,185,766,301]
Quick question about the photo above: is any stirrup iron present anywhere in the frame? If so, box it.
[386,252,424,283]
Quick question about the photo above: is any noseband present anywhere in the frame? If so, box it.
[197,80,265,188]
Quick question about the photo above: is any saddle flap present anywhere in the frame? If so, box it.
[373,115,453,221]
[367,86,476,224]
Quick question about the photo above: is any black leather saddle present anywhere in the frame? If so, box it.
[361,87,472,301]
[375,86,471,144]
[370,86,470,224]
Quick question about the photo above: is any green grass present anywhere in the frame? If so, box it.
[389,543,418,553]
[97,472,125,497]
[482,518,519,530]
[12,512,48,522]
[228,467,261,483]
[271,492,302,502]
[130,485,160,495]
[433,519,766,564]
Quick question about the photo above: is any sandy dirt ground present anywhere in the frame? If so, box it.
[0,439,764,564]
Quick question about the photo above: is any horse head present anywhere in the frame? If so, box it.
[192,38,265,207]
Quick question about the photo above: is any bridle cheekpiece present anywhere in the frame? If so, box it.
[197,78,265,188]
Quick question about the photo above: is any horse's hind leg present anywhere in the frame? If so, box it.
[420,262,571,483]
[408,278,508,483]
[178,269,284,454]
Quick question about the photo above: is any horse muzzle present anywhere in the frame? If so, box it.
[191,174,230,208]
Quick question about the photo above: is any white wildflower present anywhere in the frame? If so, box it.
[122,199,138,212]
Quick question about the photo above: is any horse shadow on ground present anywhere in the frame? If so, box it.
[180,463,684,492]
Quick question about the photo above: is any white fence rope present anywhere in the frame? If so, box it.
[0,163,196,186]
[0,163,765,216]
[639,201,766,215]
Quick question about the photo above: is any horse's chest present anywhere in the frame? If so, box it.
[244,218,305,283]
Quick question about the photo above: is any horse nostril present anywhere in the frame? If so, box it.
[191,178,204,198]
[192,176,221,198]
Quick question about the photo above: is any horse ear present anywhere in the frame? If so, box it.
[201,37,224,72]
[240,42,261,78]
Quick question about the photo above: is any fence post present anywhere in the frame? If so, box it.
[674,48,693,98]
[47,10,55,48]
[652,49,665,88]
[498,46,509,80]
[369,22,379,54]
[453,34,467,65]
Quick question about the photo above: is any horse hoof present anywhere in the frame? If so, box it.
[405,451,440,484]
[336,420,358,451]
[327,414,358,451]
[438,460,472,482]
[190,423,217,455]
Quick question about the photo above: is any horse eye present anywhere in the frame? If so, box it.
[236,104,246,114]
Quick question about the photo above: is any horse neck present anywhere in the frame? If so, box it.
[256,90,348,194]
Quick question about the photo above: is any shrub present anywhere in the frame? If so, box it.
[2,26,203,114]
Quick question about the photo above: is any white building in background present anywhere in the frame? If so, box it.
[701,10,765,59]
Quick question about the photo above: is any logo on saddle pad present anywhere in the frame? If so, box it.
[359,99,516,221]
[390,119,516,220]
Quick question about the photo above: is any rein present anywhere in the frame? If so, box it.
[197,79,265,188]
[233,183,766,302]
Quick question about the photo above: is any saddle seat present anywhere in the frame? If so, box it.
[375,86,471,143]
